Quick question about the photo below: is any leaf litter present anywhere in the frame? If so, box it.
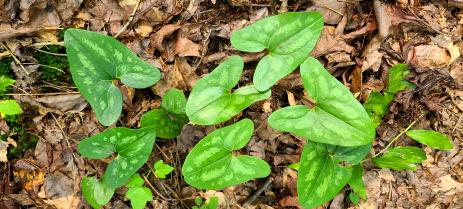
[0,0,463,209]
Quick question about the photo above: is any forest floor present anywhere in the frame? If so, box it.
[1,0,463,208]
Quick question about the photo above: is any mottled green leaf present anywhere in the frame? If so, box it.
[186,56,271,125]
[298,142,352,209]
[0,100,23,117]
[140,88,188,139]
[64,28,161,126]
[81,176,114,209]
[406,130,453,150]
[162,88,187,115]
[269,58,375,147]
[126,186,153,209]
[0,76,15,94]
[78,127,156,188]
[288,162,300,171]
[348,164,366,200]
[182,119,270,189]
[372,146,427,171]
[154,160,174,179]
[386,64,415,94]
[363,92,395,128]
[332,144,371,164]
[127,173,144,188]
[231,12,324,91]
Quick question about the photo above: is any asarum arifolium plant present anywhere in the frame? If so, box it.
[67,12,454,209]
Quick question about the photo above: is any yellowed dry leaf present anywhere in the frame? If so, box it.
[135,24,153,37]
[175,37,201,57]
[43,195,79,209]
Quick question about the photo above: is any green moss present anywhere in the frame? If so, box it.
[0,57,14,78]
[1,114,38,159]
[33,45,70,83]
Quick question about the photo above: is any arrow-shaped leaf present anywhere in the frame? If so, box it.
[64,29,161,126]
[141,88,189,139]
[185,56,271,125]
[269,57,375,146]
[231,12,323,91]
[372,146,426,171]
[298,142,352,209]
[182,119,270,189]
[406,129,453,150]
[78,127,156,188]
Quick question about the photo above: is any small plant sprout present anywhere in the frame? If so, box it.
[182,119,270,189]
[192,196,219,209]
[153,160,174,179]
[64,29,161,126]
[185,56,270,125]
[141,88,188,139]
[81,176,115,209]
[0,76,22,117]
[78,127,156,188]
[125,174,153,209]
[231,12,323,91]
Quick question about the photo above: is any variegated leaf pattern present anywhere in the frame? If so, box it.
[64,29,161,126]
[185,56,271,125]
[140,88,189,139]
[182,119,271,190]
[231,12,323,91]
[372,146,427,171]
[332,144,371,165]
[268,57,375,146]
[81,176,115,209]
[348,164,367,200]
[298,142,352,209]
[78,127,156,188]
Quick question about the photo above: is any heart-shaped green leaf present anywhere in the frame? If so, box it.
[407,130,453,150]
[298,142,352,209]
[0,100,23,117]
[372,146,426,171]
[269,57,375,146]
[348,164,367,200]
[141,88,189,139]
[386,64,415,94]
[182,119,270,190]
[0,76,15,93]
[154,160,174,179]
[126,186,153,209]
[64,28,161,126]
[127,173,145,188]
[78,127,156,188]
[185,56,271,125]
[231,12,323,91]
[81,176,115,209]
[332,144,371,165]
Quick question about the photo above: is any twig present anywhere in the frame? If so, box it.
[1,42,29,75]
[141,174,172,201]
[34,48,67,57]
[29,42,64,47]
[242,177,273,207]
[312,0,343,15]
[5,92,80,96]
[114,0,142,38]
[452,112,463,133]
[373,113,426,157]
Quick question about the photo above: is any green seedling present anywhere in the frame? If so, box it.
[125,174,153,209]
[0,100,22,117]
[185,56,270,125]
[193,196,219,209]
[269,57,375,147]
[231,12,323,91]
[81,176,115,209]
[406,130,453,150]
[78,127,156,188]
[153,160,174,179]
[141,88,188,139]
[182,119,270,189]
[64,29,160,126]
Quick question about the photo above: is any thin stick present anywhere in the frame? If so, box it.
[34,48,67,57]
[452,112,463,133]
[142,174,172,201]
[114,0,142,38]
[29,42,64,47]
[1,42,29,75]
[312,0,344,15]
[5,92,80,96]
[373,113,426,157]
[242,177,273,206]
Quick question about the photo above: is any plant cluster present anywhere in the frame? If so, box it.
[64,12,453,209]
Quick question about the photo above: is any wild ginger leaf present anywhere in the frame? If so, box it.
[141,88,189,139]
[406,130,453,150]
[348,164,367,200]
[298,142,352,209]
[81,176,114,209]
[269,57,375,147]
[185,56,270,125]
[64,29,160,126]
[332,144,371,165]
[0,100,23,117]
[372,146,427,171]
[78,127,156,188]
[231,12,324,91]
[182,119,270,190]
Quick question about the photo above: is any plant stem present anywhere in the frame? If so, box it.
[373,113,426,157]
